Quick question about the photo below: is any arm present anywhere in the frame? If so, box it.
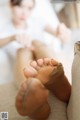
[0,35,15,48]
[44,25,57,37]
[44,23,71,43]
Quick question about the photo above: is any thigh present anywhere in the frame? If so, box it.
[32,40,55,60]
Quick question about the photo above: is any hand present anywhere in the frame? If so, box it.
[15,33,34,50]
[56,23,71,44]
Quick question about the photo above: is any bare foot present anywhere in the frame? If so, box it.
[24,58,60,84]
[15,78,51,120]
[24,58,71,102]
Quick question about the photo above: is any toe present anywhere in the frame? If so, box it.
[49,59,58,66]
[43,58,50,65]
[37,59,44,67]
[24,66,37,78]
[30,61,38,69]
[43,58,58,66]
[30,61,40,71]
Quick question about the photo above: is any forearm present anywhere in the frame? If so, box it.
[0,36,15,48]
[44,25,58,37]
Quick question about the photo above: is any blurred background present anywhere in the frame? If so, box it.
[0,0,80,84]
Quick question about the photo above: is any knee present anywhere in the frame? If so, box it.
[17,48,28,53]
[17,48,31,55]
[32,40,47,48]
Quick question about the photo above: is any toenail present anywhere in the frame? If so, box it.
[50,59,58,66]
[50,59,54,66]
[57,63,63,70]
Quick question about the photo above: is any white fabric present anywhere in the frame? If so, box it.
[0,17,46,40]
[0,50,13,84]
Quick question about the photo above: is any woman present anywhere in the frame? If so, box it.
[0,0,71,120]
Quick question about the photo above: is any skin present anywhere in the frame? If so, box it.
[16,77,51,120]
[24,58,71,102]
[16,58,71,119]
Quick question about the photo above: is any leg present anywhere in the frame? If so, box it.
[24,58,71,102]
[15,78,51,120]
[15,48,51,119]
[32,40,55,59]
[15,48,34,88]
